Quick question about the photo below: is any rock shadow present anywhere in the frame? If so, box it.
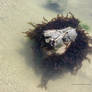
[19,39,79,89]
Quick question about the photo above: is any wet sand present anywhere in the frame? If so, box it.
[0,0,92,92]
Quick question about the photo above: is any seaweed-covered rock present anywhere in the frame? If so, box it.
[25,13,92,89]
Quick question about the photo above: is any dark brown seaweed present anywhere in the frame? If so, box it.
[25,13,92,89]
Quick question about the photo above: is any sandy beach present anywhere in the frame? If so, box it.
[0,0,92,92]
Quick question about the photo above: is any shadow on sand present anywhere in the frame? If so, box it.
[19,39,77,89]
[43,0,67,13]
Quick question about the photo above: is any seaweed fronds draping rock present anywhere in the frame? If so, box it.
[25,13,92,89]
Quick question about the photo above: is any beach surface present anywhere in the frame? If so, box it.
[0,0,92,92]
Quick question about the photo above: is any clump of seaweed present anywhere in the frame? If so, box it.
[25,12,92,89]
